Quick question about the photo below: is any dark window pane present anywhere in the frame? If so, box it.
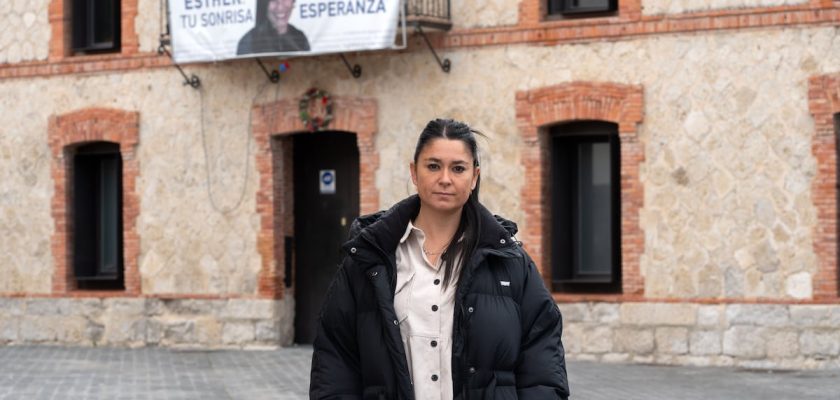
[73,154,98,277]
[99,155,119,277]
[576,141,612,275]
[72,142,123,290]
[548,0,617,15]
[72,0,120,53]
[550,121,621,293]
[92,0,116,45]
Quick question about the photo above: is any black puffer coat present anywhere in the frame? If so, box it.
[310,195,569,400]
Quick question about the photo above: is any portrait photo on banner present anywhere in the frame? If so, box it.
[169,0,400,63]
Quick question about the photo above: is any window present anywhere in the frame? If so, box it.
[547,0,617,15]
[551,121,621,293]
[72,142,124,290]
[72,0,121,53]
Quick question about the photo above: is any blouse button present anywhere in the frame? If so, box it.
[350,247,357,253]
[430,340,438,347]
[469,367,476,374]
[431,305,439,312]
[500,239,506,244]
[468,307,474,313]
[431,374,439,382]
[433,279,440,285]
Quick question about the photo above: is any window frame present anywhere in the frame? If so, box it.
[550,121,622,293]
[71,142,125,290]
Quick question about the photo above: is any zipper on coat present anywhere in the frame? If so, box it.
[359,232,414,400]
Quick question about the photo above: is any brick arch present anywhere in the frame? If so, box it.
[48,108,141,295]
[252,96,379,298]
[515,82,644,296]
[808,73,840,300]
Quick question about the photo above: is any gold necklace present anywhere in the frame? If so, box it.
[423,242,449,256]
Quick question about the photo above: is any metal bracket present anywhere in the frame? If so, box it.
[416,25,451,73]
[157,36,201,89]
[339,54,362,79]
[255,58,281,83]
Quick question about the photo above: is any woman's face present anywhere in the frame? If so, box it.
[410,138,480,215]
[268,0,294,34]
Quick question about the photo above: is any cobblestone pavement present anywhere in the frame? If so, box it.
[1,345,839,399]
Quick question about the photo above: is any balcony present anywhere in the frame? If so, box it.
[405,0,452,31]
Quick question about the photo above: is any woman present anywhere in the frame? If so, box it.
[236,0,310,55]
[310,119,569,400]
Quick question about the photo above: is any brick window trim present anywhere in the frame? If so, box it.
[515,81,645,296]
[49,0,139,60]
[808,73,840,300]
[252,97,379,299]
[48,107,141,295]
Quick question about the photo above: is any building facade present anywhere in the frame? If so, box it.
[1,0,839,369]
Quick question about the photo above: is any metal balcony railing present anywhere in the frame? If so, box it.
[405,0,452,31]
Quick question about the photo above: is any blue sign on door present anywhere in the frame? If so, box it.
[319,169,336,194]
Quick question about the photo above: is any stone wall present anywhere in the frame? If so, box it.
[0,0,50,63]
[451,0,518,28]
[136,0,164,53]
[560,302,840,369]
[1,12,839,356]
[0,297,293,347]
[0,27,838,298]
[641,0,810,15]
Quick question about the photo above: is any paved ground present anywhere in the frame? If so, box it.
[1,345,839,399]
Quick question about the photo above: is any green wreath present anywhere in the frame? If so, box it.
[299,88,334,132]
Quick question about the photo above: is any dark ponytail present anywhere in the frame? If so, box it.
[413,119,485,289]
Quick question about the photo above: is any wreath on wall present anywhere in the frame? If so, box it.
[299,88,334,132]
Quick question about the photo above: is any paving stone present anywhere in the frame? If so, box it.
[0,346,837,400]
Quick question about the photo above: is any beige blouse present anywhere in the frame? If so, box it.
[394,221,458,400]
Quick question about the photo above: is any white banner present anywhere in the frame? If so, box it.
[168,0,403,64]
